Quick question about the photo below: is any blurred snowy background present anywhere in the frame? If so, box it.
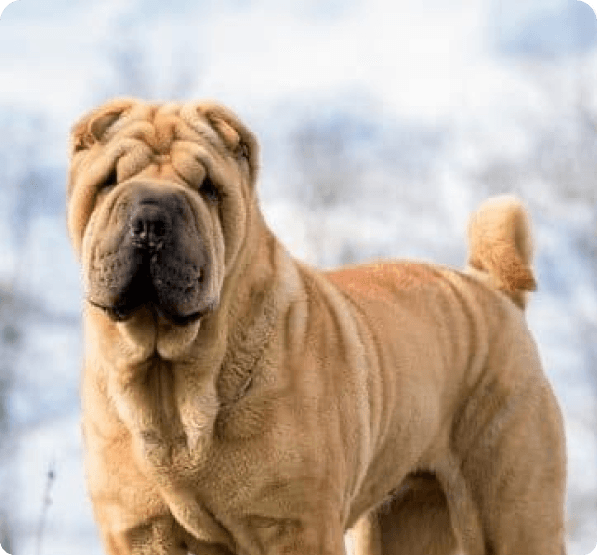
[0,0,595,553]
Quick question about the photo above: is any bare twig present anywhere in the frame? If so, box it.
[35,461,55,555]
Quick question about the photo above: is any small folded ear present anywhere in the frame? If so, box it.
[197,103,260,186]
[70,98,136,156]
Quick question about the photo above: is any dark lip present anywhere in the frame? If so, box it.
[87,299,137,322]
[153,305,206,326]
[87,299,206,326]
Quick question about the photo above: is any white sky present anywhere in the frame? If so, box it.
[0,0,590,125]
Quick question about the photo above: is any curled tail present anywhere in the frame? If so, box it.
[466,196,536,309]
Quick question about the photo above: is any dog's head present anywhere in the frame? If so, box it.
[68,98,259,337]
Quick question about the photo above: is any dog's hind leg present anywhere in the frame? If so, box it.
[456,381,567,554]
[351,472,465,555]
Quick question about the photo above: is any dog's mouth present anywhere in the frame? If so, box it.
[87,245,216,326]
[88,298,209,327]
[86,190,219,327]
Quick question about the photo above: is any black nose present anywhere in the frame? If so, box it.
[129,204,172,249]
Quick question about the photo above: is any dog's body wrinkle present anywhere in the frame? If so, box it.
[102,243,545,554]
[322,265,470,521]
[321,263,548,553]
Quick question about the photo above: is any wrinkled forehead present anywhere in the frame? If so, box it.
[105,101,223,155]
[67,100,243,211]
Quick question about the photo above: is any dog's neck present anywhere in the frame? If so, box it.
[84,214,284,467]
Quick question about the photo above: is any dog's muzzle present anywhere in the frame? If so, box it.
[87,188,214,325]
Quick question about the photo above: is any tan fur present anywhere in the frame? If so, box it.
[466,196,537,309]
[68,98,566,554]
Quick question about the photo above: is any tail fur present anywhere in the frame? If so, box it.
[466,196,536,309]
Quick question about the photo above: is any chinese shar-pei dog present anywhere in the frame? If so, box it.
[67,98,566,554]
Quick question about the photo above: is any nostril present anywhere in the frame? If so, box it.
[131,217,147,240]
[130,205,171,249]
[151,219,167,239]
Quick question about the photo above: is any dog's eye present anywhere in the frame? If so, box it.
[100,168,118,191]
[199,176,219,202]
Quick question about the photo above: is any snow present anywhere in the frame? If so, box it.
[0,0,595,554]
